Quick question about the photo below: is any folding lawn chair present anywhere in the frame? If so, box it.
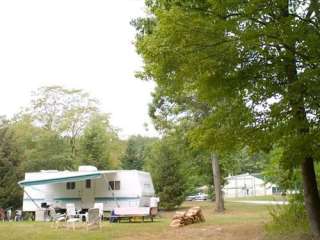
[66,203,80,230]
[86,208,101,231]
[49,207,66,229]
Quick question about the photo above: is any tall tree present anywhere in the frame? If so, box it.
[25,131,73,171]
[134,0,320,236]
[0,120,23,209]
[211,153,224,212]
[11,114,73,171]
[79,113,117,170]
[145,135,186,210]
[121,135,157,170]
[28,86,98,160]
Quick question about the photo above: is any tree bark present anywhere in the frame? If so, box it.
[285,48,320,238]
[280,1,320,236]
[301,157,320,238]
[286,59,320,237]
[70,137,77,161]
[211,153,224,213]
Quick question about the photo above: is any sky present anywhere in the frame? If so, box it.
[0,0,158,138]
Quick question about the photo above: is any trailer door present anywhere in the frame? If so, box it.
[80,179,95,209]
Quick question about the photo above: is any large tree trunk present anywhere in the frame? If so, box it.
[280,2,320,236]
[285,51,320,238]
[301,157,320,237]
[286,64,320,237]
[211,153,224,213]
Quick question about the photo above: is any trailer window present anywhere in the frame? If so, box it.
[108,181,120,190]
[115,181,120,190]
[66,182,75,190]
[85,179,91,189]
[108,181,114,190]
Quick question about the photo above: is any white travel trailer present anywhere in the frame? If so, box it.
[223,173,279,198]
[19,166,156,213]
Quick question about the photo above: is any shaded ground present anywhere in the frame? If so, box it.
[0,201,283,240]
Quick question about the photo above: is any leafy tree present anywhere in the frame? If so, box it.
[11,115,73,171]
[134,0,320,236]
[224,147,268,176]
[146,136,186,210]
[0,120,23,209]
[79,113,117,170]
[182,147,212,196]
[121,135,157,170]
[263,146,302,192]
[25,131,73,171]
[108,138,126,169]
[28,86,98,160]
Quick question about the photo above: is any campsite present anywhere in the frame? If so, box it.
[0,201,273,240]
[1,0,320,240]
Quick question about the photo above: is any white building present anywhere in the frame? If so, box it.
[19,166,156,212]
[223,173,279,198]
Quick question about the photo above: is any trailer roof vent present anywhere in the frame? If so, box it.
[78,165,97,172]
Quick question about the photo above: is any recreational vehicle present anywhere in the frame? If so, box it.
[19,166,156,213]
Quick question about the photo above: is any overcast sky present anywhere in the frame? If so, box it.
[0,0,158,138]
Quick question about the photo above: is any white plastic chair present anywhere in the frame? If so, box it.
[66,203,77,219]
[86,208,101,231]
[48,207,66,229]
[94,203,104,219]
[66,203,80,230]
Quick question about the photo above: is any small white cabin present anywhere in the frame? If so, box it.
[223,173,279,198]
[19,166,156,212]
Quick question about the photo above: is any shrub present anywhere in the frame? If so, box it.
[266,194,311,239]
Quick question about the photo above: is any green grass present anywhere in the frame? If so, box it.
[0,201,271,240]
[0,221,169,240]
[182,201,270,225]
[226,195,288,202]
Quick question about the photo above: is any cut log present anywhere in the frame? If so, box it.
[169,206,205,227]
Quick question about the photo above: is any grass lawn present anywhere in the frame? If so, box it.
[0,201,274,240]
[225,195,288,202]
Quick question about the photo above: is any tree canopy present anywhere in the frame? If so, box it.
[134,0,320,236]
[79,113,117,170]
[121,135,157,170]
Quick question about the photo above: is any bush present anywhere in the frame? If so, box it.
[266,194,311,239]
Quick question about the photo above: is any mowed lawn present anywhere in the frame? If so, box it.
[0,201,270,240]
[225,195,288,202]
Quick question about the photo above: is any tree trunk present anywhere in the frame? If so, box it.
[285,50,320,238]
[279,2,320,235]
[211,153,224,213]
[70,137,76,161]
[301,157,320,238]
[286,64,320,237]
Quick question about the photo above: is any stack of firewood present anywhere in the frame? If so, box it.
[169,206,205,227]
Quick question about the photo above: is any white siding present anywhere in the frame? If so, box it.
[223,173,276,198]
[22,170,156,212]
